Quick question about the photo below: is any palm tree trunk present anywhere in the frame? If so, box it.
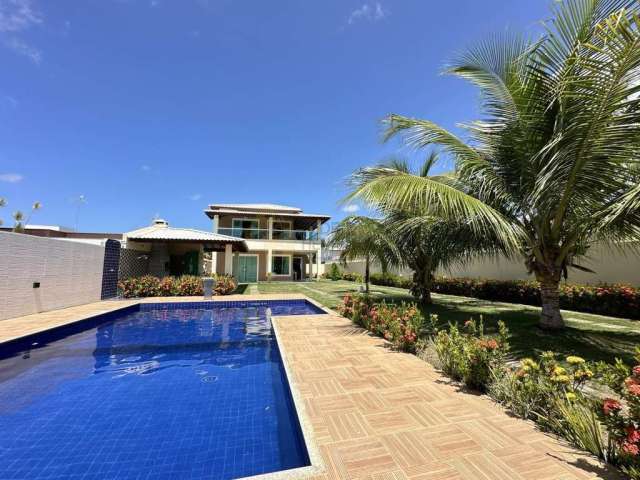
[538,275,564,330]
[365,255,370,294]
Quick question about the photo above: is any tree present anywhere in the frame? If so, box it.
[11,202,42,232]
[348,0,640,329]
[362,154,511,304]
[328,216,398,293]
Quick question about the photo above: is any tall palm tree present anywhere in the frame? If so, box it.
[348,0,640,329]
[328,216,398,293]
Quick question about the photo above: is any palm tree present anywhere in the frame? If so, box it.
[348,0,640,329]
[371,153,511,304]
[328,216,398,293]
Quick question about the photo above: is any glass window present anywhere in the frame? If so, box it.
[272,221,292,240]
[272,256,291,275]
[232,219,259,239]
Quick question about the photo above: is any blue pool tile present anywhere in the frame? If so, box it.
[0,302,316,479]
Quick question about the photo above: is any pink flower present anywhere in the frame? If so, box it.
[603,398,623,415]
[628,384,640,396]
[633,365,640,377]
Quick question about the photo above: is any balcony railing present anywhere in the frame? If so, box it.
[218,227,319,241]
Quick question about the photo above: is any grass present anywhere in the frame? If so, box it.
[250,279,640,364]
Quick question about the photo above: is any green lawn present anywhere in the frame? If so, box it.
[250,279,640,364]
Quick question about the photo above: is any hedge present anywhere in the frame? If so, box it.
[118,275,237,298]
[339,272,639,320]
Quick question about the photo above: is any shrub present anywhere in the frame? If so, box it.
[369,272,412,289]
[341,271,363,282]
[433,318,509,391]
[338,295,426,352]
[594,348,640,476]
[327,263,342,281]
[118,275,160,298]
[118,275,237,298]
[432,277,639,319]
[213,275,237,295]
[173,275,203,296]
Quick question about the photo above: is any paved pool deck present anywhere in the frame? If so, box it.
[0,295,622,480]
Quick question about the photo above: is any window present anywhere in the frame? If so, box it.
[272,255,291,275]
[272,220,292,240]
[232,219,259,239]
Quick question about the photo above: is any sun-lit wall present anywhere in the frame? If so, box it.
[0,231,107,321]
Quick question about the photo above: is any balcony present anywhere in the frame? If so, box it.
[218,228,319,241]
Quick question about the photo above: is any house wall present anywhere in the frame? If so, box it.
[0,231,107,321]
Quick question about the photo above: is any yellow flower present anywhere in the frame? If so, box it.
[566,356,586,365]
[553,366,567,376]
[551,374,571,384]
[565,392,577,402]
[521,358,539,370]
[574,369,593,380]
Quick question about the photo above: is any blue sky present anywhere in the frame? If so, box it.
[0,0,549,233]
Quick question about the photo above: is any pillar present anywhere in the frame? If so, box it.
[267,248,273,279]
[316,249,321,281]
[268,216,273,240]
[224,244,233,275]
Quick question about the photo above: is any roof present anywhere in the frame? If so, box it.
[125,220,247,250]
[208,203,302,213]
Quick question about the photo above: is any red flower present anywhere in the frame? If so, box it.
[622,441,640,456]
[477,339,499,351]
[633,365,640,377]
[628,384,640,396]
[603,398,623,415]
[627,426,640,443]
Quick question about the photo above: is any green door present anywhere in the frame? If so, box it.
[235,255,258,283]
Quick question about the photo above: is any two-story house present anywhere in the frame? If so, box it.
[205,203,330,283]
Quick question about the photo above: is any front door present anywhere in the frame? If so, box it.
[236,255,258,283]
[292,257,302,281]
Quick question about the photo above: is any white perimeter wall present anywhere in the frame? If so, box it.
[332,242,640,286]
[0,231,106,321]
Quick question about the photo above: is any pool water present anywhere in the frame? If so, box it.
[0,300,323,480]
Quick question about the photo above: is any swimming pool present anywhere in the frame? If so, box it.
[0,299,324,479]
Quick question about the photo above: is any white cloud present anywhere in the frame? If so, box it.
[141,164,151,172]
[347,3,387,25]
[189,193,202,201]
[0,0,42,33]
[0,1,43,64]
[0,172,23,183]
[342,204,360,213]
[4,36,41,63]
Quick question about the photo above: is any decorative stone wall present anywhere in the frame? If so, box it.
[118,248,149,280]
[0,232,106,321]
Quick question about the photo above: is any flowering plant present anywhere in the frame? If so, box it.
[595,349,640,474]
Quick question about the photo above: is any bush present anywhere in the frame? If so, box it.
[338,294,426,352]
[328,263,342,281]
[369,272,412,289]
[434,318,509,391]
[118,275,237,298]
[432,277,639,319]
[341,271,363,282]
[594,348,640,476]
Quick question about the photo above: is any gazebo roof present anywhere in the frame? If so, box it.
[125,219,248,251]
